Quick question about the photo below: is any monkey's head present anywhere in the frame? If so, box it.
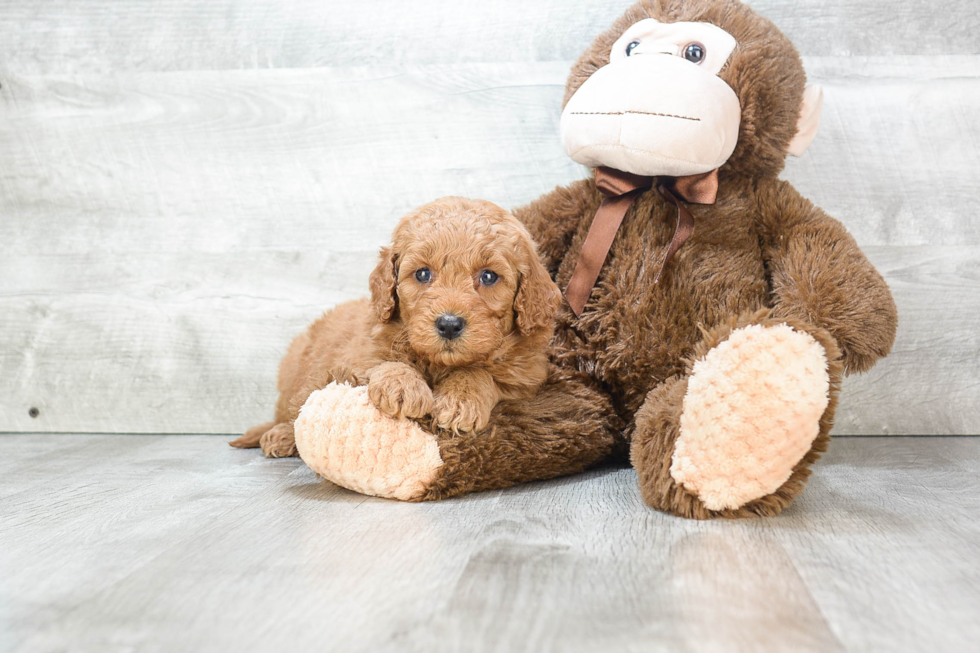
[560,0,822,180]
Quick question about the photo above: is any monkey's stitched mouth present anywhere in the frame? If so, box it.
[569,110,701,122]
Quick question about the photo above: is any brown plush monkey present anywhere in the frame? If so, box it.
[290,0,897,519]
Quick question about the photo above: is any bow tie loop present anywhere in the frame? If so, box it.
[563,167,719,316]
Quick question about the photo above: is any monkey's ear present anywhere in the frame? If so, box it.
[787,84,824,157]
[369,246,399,323]
[514,235,563,337]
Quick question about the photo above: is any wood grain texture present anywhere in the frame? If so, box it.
[2,52,978,434]
[3,246,977,435]
[0,0,976,76]
[1,434,977,652]
[836,246,980,436]
[3,57,976,252]
[787,56,980,247]
[1,1,978,435]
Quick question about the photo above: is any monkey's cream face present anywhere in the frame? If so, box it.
[560,19,742,177]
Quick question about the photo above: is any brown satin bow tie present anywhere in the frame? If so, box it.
[563,166,719,316]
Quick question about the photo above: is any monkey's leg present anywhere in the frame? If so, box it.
[630,310,843,519]
[294,369,621,501]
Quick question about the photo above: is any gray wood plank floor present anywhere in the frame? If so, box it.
[1,435,977,653]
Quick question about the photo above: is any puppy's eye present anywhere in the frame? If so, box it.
[479,270,499,286]
[414,268,431,283]
[625,40,640,57]
[683,43,705,64]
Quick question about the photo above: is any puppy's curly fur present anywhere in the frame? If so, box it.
[231,197,562,457]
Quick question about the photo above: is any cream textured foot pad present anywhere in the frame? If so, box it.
[671,324,830,511]
[294,383,443,501]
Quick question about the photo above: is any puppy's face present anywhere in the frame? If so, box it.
[369,197,562,367]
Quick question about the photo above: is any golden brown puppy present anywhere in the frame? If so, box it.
[230,197,563,457]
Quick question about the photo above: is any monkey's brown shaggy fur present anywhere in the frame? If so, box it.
[409,0,897,517]
[230,197,562,457]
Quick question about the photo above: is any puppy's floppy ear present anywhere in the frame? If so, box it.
[369,246,399,323]
[514,232,563,337]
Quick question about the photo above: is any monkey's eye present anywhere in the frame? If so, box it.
[625,40,640,56]
[683,43,705,64]
[414,268,431,283]
[479,270,499,286]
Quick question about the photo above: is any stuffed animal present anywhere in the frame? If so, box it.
[292,0,897,518]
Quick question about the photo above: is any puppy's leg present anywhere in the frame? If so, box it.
[258,373,334,459]
[230,420,296,458]
[259,422,298,458]
[368,362,434,419]
[229,421,276,449]
[432,369,499,434]
[230,330,311,456]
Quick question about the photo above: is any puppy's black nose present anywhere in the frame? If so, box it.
[435,314,466,340]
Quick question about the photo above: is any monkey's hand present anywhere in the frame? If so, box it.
[756,178,898,374]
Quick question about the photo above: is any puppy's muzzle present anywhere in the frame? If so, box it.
[435,314,466,341]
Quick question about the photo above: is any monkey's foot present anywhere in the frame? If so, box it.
[670,324,831,511]
[294,383,444,501]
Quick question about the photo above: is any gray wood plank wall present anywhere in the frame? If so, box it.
[2,0,978,435]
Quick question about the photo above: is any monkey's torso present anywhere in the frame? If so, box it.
[543,176,774,422]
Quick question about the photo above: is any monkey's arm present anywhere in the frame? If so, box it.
[755,178,898,374]
[512,179,602,274]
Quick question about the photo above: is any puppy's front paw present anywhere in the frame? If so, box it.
[368,362,434,419]
[433,392,492,434]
